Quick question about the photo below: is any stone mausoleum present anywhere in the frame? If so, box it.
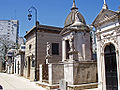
[92,0,120,90]
[60,0,97,89]
[38,0,97,90]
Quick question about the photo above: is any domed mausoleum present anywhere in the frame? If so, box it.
[63,0,89,31]
[61,0,91,61]
[60,0,97,89]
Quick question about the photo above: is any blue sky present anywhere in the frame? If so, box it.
[0,0,119,37]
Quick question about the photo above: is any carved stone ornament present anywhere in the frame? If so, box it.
[102,32,114,38]
[116,27,120,34]
[69,32,75,52]
[101,52,104,56]
[96,34,101,41]
[46,42,51,57]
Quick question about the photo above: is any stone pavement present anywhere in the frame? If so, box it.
[0,73,46,90]
[84,88,98,90]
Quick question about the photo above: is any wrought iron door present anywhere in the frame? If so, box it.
[104,44,118,90]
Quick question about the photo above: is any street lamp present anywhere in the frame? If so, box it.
[28,6,38,81]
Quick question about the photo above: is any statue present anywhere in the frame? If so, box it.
[69,32,74,52]
[46,42,51,64]
[46,42,51,56]
[75,12,80,22]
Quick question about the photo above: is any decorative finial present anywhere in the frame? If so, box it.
[104,0,106,4]
[71,0,78,10]
[102,0,108,9]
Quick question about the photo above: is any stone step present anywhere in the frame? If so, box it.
[68,83,98,90]
[36,81,59,89]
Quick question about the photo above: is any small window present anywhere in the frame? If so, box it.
[8,26,10,28]
[29,44,32,50]
[21,46,25,49]
[8,23,10,25]
[52,43,59,55]
[7,32,10,35]
[32,60,35,67]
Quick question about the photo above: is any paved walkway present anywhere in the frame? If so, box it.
[84,88,98,90]
[0,73,46,90]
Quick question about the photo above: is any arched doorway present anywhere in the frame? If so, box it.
[104,44,118,90]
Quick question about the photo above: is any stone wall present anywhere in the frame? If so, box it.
[24,27,62,81]
[37,32,62,65]
[75,32,92,61]
[64,61,97,85]
[48,63,64,84]
[30,67,35,81]
[23,67,27,78]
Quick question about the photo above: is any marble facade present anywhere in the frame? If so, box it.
[59,0,97,89]
[92,1,120,90]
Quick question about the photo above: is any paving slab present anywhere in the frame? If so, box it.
[0,73,46,90]
[84,88,98,90]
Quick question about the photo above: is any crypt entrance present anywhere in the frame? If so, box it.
[104,44,118,90]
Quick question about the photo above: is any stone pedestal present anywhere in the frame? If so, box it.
[69,51,78,61]
[46,55,51,64]
[64,61,97,85]
[48,63,64,85]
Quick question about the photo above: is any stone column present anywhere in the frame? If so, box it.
[48,64,52,84]
[97,42,103,90]
[82,44,86,60]
[39,64,43,82]
[62,40,66,61]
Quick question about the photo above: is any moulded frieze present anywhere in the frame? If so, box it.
[94,10,117,26]
[102,32,114,38]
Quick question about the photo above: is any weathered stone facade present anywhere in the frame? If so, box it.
[24,24,62,81]
[14,45,25,76]
[92,1,120,90]
[58,0,97,90]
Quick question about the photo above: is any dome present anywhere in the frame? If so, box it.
[64,0,86,27]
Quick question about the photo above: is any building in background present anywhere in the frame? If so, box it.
[90,30,97,60]
[0,20,19,72]
[6,49,17,74]
[14,45,25,76]
[0,20,19,43]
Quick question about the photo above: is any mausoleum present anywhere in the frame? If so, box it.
[92,0,120,90]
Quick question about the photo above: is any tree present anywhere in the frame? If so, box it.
[0,35,17,70]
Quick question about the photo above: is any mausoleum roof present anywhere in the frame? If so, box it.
[64,0,86,27]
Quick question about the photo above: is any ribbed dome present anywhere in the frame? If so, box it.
[64,10,86,27]
[64,0,86,27]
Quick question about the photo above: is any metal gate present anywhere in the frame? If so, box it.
[42,63,48,83]
[104,44,118,90]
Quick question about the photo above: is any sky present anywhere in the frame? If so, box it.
[0,0,119,37]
